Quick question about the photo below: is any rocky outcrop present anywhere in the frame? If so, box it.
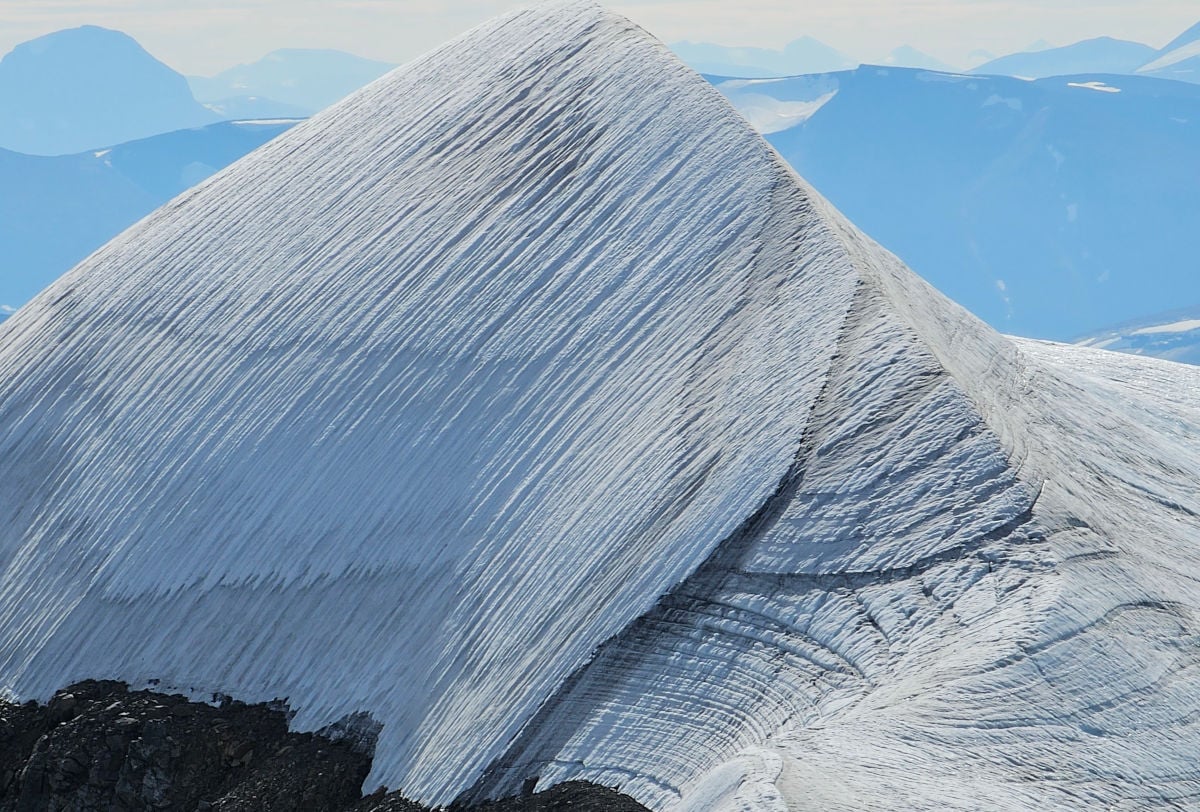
[0,682,645,812]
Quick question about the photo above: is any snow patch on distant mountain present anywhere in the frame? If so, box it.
[1066,80,1121,92]
[1075,305,1200,365]
[1138,38,1200,83]
[1133,318,1200,334]
[1134,19,1200,83]
[1140,39,1200,73]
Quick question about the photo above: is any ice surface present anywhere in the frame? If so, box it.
[1,3,1200,810]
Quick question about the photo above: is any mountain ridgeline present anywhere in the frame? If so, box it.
[674,18,1200,82]
[4,18,1200,351]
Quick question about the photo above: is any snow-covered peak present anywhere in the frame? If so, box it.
[2,4,1199,811]
[0,1,857,801]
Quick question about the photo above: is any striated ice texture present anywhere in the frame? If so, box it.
[1,3,1199,809]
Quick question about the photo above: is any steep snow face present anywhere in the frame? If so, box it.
[3,4,1200,811]
[462,193,1200,810]
[0,2,859,803]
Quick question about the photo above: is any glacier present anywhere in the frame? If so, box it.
[1,3,1199,810]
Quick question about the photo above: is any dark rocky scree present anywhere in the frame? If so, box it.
[0,681,647,812]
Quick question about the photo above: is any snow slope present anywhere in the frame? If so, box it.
[2,3,1200,810]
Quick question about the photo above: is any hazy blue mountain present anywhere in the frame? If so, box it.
[0,120,296,312]
[0,26,218,155]
[883,46,957,72]
[1076,304,1200,365]
[715,68,1200,339]
[672,37,856,77]
[973,37,1156,78]
[189,49,396,114]
[1138,20,1200,84]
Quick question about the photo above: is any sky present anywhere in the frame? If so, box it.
[0,0,1197,75]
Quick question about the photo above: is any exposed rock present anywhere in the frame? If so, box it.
[0,682,646,811]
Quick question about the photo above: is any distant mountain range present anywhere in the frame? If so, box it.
[972,37,1156,78]
[671,37,856,77]
[0,26,218,155]
[715,68,1200,339]
[188,49,396,115]
[6,19,1196,159]
[972,21,1200,83]
[882,46,956,72]
[0,120,296,311]
[672,39,960,76]
[676,19,1200,85]
[1075,305,1200,364]
[0,28,392,156]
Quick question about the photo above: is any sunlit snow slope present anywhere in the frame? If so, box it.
[1,3,1199,810]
